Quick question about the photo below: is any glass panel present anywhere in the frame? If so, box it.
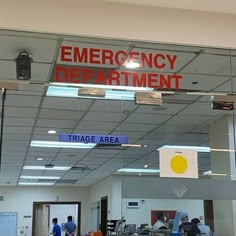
[0,29,236,236]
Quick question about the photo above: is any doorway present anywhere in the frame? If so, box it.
[100,196,108,236]
[32,201,81,236]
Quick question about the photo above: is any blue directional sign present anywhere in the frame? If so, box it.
[59,133,128,145]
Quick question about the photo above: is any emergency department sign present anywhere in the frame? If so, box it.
[159,148,198,179]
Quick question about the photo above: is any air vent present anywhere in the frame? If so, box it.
[71,166,92,171]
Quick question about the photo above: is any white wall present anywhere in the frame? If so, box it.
[0,186,89,236]
[88,176,122,225]
[122,198,204,227]
[1,0,236,49]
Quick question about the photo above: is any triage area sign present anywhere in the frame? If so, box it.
[59,133,128,145]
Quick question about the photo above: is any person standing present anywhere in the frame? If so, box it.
[179,212,200,236]
[52,218,61,236]
[64,215,77,236]
[191,218,211,236]
[153,211,168,230]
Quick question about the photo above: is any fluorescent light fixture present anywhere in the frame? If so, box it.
[50,82,153,91]
[18,182,55,186]
[117,168,160,173]
[20,175,61,180]
[48,130,57,134]
[30,140,96,149]
[122,144,142,147]
[23,166,70,170]
[125,61,141,69]
[203,170,227,176]
[158,145,210,153]
[47,86,136,101]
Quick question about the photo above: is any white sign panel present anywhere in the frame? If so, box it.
[160,148,198,179]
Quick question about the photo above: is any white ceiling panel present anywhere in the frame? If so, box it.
[5,107,38,118]
[179,74,230,91]
[182,54,231,76]
[83,112,123,122]
[39,109,84,120]
[115,123,157,132]
[111,131,146,139]
[42,97,92,111]
[180,102,224,116]
[89,100,136,112]
[143,132,183,140]
[177,133,209,141]
[27,152,58,157]
[154,124,197,133]
[3,134,31,140]
[2,140,30,147]
[136,103,188,115]
[0,35,58,62]
[31,63,51,82]
[34,127,73,135]
[166,115,214,125]
[125,113,171,124]
[167,140,203,146]
[36,119,77,129]
[76,121,119,131]
[4,118,35,127]
[5,95,41,107]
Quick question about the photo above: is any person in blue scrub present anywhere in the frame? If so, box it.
[64,215,77,236]
[52,218,61,236]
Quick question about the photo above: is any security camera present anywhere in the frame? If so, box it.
[15,51,33,80]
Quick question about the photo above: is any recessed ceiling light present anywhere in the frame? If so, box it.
[35,157,43,161]
[139,173,142,176]
[144,165,148,168]
[125,61,141,69]
[48,130,57,134]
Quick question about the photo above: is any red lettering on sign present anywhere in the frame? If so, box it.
[95,70,107,85]
[82,68,94,83]
[160,74,171,89]
[115,50,127,66]
[121,71,132,86]
[167,55,177,69]
[102,50,114,65]
[154,54,165,69]
[172,74,182,90]
[108,71,120,85]
[70,67,81,83]
[61,46,72,62]
[133,73,146,87]
[141,53,152,68]
[147,73,158,89]
[74,47,88,63]
[55,66,68,82]
[90,48,100,64]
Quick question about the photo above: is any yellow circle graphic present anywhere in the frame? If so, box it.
[170,154,188,174]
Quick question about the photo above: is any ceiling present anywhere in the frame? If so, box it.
[0,30,235,187]
[103,0,236,14]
